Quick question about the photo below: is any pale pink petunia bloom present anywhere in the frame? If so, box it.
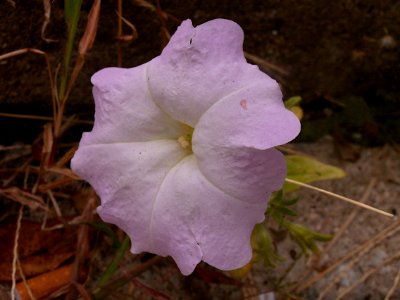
[71,19,300,275]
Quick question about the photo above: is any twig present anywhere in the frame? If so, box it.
[11,205,23,300]
[284,178,394,218]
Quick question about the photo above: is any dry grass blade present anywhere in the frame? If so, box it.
[0,48,57,122]
[11,206,23,300]
[115,10,139,42]
[322,177,377,256]
[385,267,400,300]
[78,0,101,56]
[42,123,54,170]
[285,178,394,218]
[17,259,36,300]
[66,194,96,300]
[132,0,180,23]
[55,146,77,168]
[335,251,400,300]
[62,0,100,109]
[0,187,48,211]
[3,158,32,187]
[245,51,289,77]
[0,112,53,121]
[41,0,58,43]
[296,218,400,292]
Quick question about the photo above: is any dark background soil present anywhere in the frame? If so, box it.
[1,0,399,145]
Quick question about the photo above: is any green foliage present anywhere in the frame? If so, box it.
[64,0,83,26]
[252,224,283,268]
[284,96,302,109]
[284,155,346,192]
[97,235,130,288]
[282,221,332,255]
[87,221,121,248]
[267,191,333,255]
[60,0,83,99]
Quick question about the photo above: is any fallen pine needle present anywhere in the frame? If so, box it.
[284,178,394,218]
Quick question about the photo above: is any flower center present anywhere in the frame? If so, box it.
[177,125,194,152]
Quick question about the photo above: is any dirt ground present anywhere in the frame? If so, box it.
[0,1,399,299]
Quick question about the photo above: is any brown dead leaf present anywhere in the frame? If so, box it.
[0,219,76,282]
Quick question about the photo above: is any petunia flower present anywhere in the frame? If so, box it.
[71,19,300,275]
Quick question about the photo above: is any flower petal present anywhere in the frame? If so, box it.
[194,145,286,203]
[82,64,184,145]
[70,140,188,253]
[151,155,266,274]
[147,19,272,126]
[194,83,301,150]
[192,83,299,202]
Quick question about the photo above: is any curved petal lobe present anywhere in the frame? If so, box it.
[151,156,266,274]
[193,82,301,150]
[71,140,187,253]
[147,19,273,126]
[82,65,184,145]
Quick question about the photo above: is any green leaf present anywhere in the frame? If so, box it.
[87,221,121,248]
[284,96,302,109]
[284,155,346,192]
[60,0,83,100]
[252,224,283,268]
[280,196,299,206]
[274,206,298,217]
[64,0,83,26]
[282,221,333,255]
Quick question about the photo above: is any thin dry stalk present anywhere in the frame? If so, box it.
[47,190,62,217]
[55,146,77,168]
[11,205,23,300]
[41,0,57,43]
[385,267,400,300]
[72,282,92,300]
[0,187,48,211]
[66,195,96,300]
[0,112,52,121]
[335,251,400,300]
[132,0,180,23]
[155,0,170,47]
[3,157,32,187]
[0,48,57,123]
[117,0,123,66]
[322,178,377,256]
[296,218,400,292]
[244,51,289,77]
[285,178,393,218]
[17,259,36,300]
[62,0,100,111]
[115,10,138,42]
